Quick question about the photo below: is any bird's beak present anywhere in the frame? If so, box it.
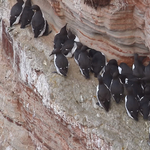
[49,51,54,56]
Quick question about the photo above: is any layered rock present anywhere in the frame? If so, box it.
[31,0,150,65]
[0,0,150,150]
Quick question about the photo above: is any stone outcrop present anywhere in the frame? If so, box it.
[0,0,150,150]
[31,0,150,65]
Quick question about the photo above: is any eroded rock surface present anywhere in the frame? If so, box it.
[31,0,150,64]
[0,0,150,150]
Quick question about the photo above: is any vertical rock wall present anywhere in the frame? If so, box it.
[31,0,150,64]
[0,0,150,150]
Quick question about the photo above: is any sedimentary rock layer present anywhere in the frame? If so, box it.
[31,0,150,65]
[0,0,150,149]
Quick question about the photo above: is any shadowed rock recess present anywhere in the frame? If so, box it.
[0,0,150,149]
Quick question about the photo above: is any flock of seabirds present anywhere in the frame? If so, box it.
[9,0,150,123]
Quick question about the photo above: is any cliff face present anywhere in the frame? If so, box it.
[31,0,150,64]
[0,0,150,150]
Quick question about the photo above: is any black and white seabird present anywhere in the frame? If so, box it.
[89,49,106,77]
[50,47,68,77]
[110,71,124,103]
[102,65,112,89]
[132,78,144,99]
[76,45,91,79]
[96,75,111,112]
[144,61,150,77]
[132,53,145,78]
[107,59,118,76]
[118,62,132,84]
[61,30,78,57]
[125,74,144,99]
[31,5,51,38]
[10,0,25,27]
[74,42,83,65]
[67,29,76,40]
[54,24,68,47]
[20,0,34,28]
[118,62,132,75]
[140,86,150,120]
[142,61,150,86]
[125,87,139,121]
[88,48,97,58]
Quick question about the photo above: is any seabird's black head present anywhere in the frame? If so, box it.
[10,16,16,27]
[81,45,88,51]
[25,0,32,7]
[120,62,128,66]
[67,30,75,40]
[20,15,33,28]
[60,23,67,34]
[108,59,118,66]
[31,5,41,11]
[88,49,97,58]
[113,94,122,104]
[76,42,83,49]
[81,68,90,79]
